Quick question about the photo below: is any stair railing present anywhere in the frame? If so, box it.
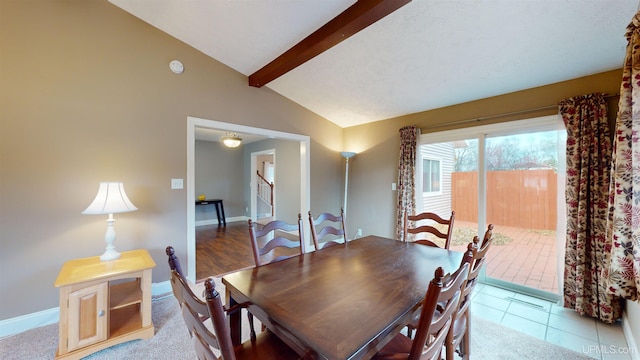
[256,170,274,216]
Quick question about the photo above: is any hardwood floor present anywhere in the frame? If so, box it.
[196,221,254,279]
[196,220,300,280]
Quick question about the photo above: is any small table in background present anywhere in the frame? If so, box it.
[195,199,226,226]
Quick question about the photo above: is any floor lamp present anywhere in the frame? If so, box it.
[341,152,356,219]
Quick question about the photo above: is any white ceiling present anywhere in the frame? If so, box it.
[110,0,638,128]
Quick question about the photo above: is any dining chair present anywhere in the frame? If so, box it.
[166,246,258,340]
[308,208,347,250]
[172,271,300,360]
[403,211,455,249]
[165,246,206,310]
[247,215,304,333]
[248,214,304,267]
[372,261,470,360]
[445,224,494,360]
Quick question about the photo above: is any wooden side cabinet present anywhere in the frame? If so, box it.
[54,249,156,360]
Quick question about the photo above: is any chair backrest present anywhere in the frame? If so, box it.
[166,245,185,277]
[454,230,493,325]
[459,225,494,314]
[444,225,493,359]
[166,246,203,309]
[248,214,304,267]
[308,208,347,250]
[403,211,455,249]
[409,261,470,360]
[480,223,494,248]
[172,272,237,359]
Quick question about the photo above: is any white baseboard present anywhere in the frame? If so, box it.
[195,216,247,227]
[623,311,640,360]
[0,280,174,339]
[0,307,59,339]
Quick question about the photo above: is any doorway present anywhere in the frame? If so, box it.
[419,115,566,301]
[186,116,311,283]
[252,149,275,224]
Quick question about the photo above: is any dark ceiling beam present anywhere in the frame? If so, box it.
[248,0,411,88]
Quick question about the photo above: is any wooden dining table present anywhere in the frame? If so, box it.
[222,235,464,360]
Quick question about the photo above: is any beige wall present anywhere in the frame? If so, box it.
[344,69,639,347]
[2,1,636,345]
[0,0,343,319]
[343,70,622,240]
[194,140,245,220]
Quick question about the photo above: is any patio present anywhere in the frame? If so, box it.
[448,220,560,294]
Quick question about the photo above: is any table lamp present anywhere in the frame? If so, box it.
[82,182,138,260]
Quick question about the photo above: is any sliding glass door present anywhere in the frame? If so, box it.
[419,116,566,301]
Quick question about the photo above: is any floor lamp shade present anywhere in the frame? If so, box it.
[82,182,137,260]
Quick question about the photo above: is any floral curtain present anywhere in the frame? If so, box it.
[604,13,640,302]
[559,93,622,323]
[396,125,419,241]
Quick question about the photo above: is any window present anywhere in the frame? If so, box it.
[422,158,441,194]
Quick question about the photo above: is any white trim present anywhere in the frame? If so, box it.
[0,281,174,339]
[195,216,248,227]
[187,117,311,283]
[152,280,173,297]
[0,307,59,339]
[420,115,563,144]
[623,311,640,360]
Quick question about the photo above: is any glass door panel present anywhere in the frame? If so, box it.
[482,131,564,300]
[420,117,565,301]
[420,139,480,253]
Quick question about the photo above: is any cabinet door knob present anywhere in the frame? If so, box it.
[98,310,105,317]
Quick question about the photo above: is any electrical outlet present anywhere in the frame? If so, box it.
[357,228,363,237]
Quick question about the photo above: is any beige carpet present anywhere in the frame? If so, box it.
[1,279,594,360]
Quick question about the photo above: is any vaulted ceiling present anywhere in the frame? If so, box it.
[110,0,638,128]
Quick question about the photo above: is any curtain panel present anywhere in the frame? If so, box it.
[396,125,419,241]
[604,12,640,302]
[559,93,622,323]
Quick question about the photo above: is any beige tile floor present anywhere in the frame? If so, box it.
[471,283,634,360]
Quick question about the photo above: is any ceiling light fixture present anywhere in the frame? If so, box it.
[221,133,242,148]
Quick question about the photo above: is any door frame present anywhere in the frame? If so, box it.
[251,148,276,221]
[186,116,311,282]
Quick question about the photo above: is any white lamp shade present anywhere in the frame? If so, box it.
[82,182,138,215]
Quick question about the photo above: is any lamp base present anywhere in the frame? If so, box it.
[100,215,121,261]
[100,248,121,261]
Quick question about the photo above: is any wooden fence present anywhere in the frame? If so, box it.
[451,169,557,230]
